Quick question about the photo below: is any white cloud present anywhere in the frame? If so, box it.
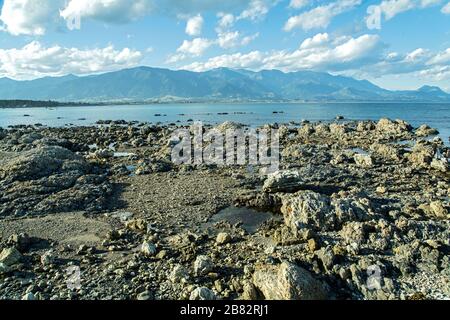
[167,38,213,63]
[366,0,443,29]
[284,0,362,31]
[60,0,153,24]
[217,31,259,49]
[0,0,65,36]
[442,2,450,13]
[0,41,143,80]
[0,0,253,35]
[289,0,310,9]
[238,0,271,21]
[185,14,203,36]
[178,38,213,56]
[216,13,235,32]
[182,33,381,72]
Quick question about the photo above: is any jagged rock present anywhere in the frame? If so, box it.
[354,154,374,168]
[252,262,328,300]
[429,201,448,219]
[263,170,303,193]
[141,241,157,257]
[280,191,331,232]
[169,265,190,283]
[317,247,336,272]
[241,282,260,300]
[137,291,153,300]
[370,143,401,161]
[408,140,436,167]
[340,222,369,245]
[194,255,214,276]
[430,158,448,172]
[0,247,22,266]
[0,146,111,217]
[40,250,55,266]
[126,219,148,232]
[216,232,232,245]
[189,287,216,300]
[416,125,439,137]
[376,118,412,135]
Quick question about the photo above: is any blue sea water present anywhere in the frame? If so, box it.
[1,102,449,144]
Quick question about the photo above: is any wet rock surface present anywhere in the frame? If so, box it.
[0,118,448,300]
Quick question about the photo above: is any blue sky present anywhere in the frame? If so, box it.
[0,0,449,91]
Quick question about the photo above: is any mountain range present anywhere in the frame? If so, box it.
[1,67,449,102]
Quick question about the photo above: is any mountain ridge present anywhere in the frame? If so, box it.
[0,67,449,102]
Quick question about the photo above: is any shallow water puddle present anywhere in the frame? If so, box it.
[207,206,278,234]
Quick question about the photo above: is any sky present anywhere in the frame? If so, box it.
[0,0,449,92]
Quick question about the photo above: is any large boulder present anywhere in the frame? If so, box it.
[263,170,303,193]
[281,191,332,232]
[0,146,88,183]
[0,146,112,218]
[376,118,412,136]
[253,262,328,300]
[0,247,22,266]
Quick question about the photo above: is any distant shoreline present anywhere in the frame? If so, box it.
[2,99,450,109]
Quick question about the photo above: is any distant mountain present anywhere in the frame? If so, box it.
[0,67,449,102]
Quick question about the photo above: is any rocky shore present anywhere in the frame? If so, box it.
[0,118,449,300]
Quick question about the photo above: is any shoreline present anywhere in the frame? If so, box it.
[2,100,450,110]
[0,119,449,300]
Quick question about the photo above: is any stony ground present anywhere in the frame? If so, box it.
[0,118,448,301]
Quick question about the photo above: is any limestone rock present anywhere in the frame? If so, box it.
[190,287,216,300]
[0,247,22,266]
[253,262,328,300]
[194,255,214,276]
[216,232,232,245]
[263,170,303,193]
[141,241,157,257]
[280,191,331,232]
[354,154,374,168]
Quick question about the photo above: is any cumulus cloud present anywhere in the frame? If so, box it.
[182,33,382,72]
[366,0,443,30]
[349,46,450,84]
[185,14,204,36]
[289,0,310,9]
[216,13,235,32]
[0,0,65,35]
[238,0,271,21]
[284,0,362,31]
[0,41,143,80]
[60,0,153,24]
[442,2,450,13]
[217,31,259,49]
[0,0,253,35]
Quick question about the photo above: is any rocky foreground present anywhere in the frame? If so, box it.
[0,118,449,301]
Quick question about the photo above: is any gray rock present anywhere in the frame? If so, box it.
[354,154,374,168]
[141,241,157,257]
[253,262,328,300]
[169,264,190,283]
[189,287,216,300]
[281,191,331,232]
[216,232,232,245]
[263,170,303,193]
[194,255,214,276]
[0,247,22,266]
[137,290,153,300]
